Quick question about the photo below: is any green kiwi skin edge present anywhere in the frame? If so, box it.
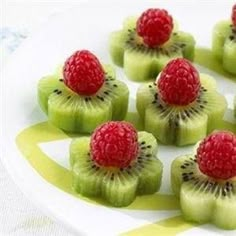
[70,131,163,207]
[212,20,236,75]
[38,65,129,134]
[136,74,227,146]
[171,153,236,230]
[109,17,196,81]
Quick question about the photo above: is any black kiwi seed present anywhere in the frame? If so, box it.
[141,141,145,145]
[229,35,235,41]
[183,176,190,182]
[96,95,104,101]
[53,89,58,93]
[67,96,71,99]
[113,84,118,88]
[59,78,63,82]
[57,91,62,95]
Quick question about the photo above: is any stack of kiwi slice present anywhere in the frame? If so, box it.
[137,74,227,146]
[171,132,236,230]
[70,131,163,207]
[38,64,129,133]
[109,17,195,81]
[212,21,236,75]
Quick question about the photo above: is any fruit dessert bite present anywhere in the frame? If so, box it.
[171,131,236,230]
[38,50,129,133]
[70,121,163,207]
[137,58,227,146]
[109,8,195,81]
[212,4,236,75]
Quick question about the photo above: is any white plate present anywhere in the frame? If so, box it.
[2,1,236,235]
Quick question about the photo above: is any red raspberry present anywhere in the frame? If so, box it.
[158,58,200,106]
[137,8,173,47]
[232,4,236,27]
[90,121,139,168]
[197,131,236,180]
[63,50,105,96]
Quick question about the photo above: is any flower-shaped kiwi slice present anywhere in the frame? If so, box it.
[70,121,163,207]
[137,58,227,146]
[38,50,129,133]
[171,131,236,230]
[212,4,236,75]
[109,8,195,81]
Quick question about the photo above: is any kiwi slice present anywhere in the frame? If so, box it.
[212,20,236,75]
[38,65,129,133]
[70,131,163,207]
[136,74,227,146]
[109,17,195,81]
[171,154,236,230]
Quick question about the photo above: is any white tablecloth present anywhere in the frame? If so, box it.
[1,1,79,235]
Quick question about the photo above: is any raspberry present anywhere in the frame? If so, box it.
[63,50,105,96]
[137,8,173,47]
[90,121,139,168]
[157,58,200,106]
[232,4,236,27]
[197,131,236,180]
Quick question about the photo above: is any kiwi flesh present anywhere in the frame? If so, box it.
[171,154,236,230]
[212,20,236,75]
[109,17,195,81]
[136,74,227,146]
[38,65,129,133]
[70,131,163,207]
